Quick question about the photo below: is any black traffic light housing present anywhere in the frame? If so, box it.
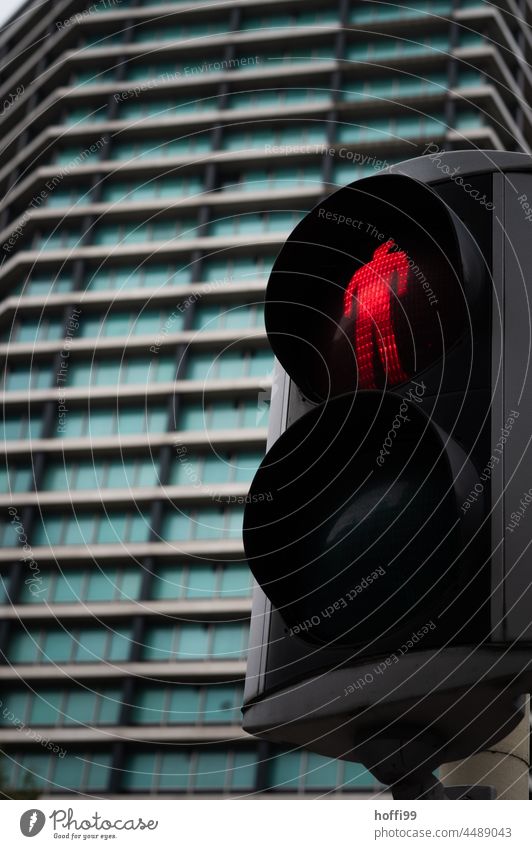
[265,172,484,401]
[242,150,532,787]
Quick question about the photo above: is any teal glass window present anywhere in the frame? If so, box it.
[346,33,449,62]
[118,97,217,121]
[85,264,192,291]
[0,414,42,440]
[43,631,73,662]
[0,691,30,724]
[194,751,227,789]
[186,352,217,381]
[110,135,211,161]
[183,566,217,598]
[5,364,51,391]
[67,356,176,388]
[178,398,264,431]
[2,316,65,343]
[45,185,93,207]
[342,74,448,103]
[76,409,100,437]
[186,349,273,381]
[248,349,274,377]
[29,691,64,725]
[192,507,226,540]
[75,463,101,489]
[202,685,242,724]
[31,511,151,547]
[53,755,84,790]
[219,564,253,597]
[0,519,22,547]
[149,563,252,600]
[455,110,485,129]
[18,275,72,295]
[62,516,95,545]
[131,684,243,725]
[351,0,451,22]
[193,303,264,331]
[0,463,33,492]
[222,167,322,193]
[224,125,326,150]
[211,623,247,658]
[31,515,64,546]
[8,632,39,664]
[132,19,229,43]
[178,402,208,430]
[64,105,107,125]
[62,691,97,725]
[159,752,190,790]
[166,688,201,724]
[143,626,176,661]
[73,68,115,87]
[95,513,126,544]
[102,175,202,202]
[108,628,132,661]
[203,255,274,283]
[269,751,303,788]
[10,747,148,792]
[16,567,143,604]
[229,89,330,110]
[236,45,332,68]
[53,572,85,603]
[177,624,209,659]
[343,761,378,788]
[85,572,114,602]
[97,691,122,724]
[242,8,336,28]
[338,114,445,145]
[209,211,301,237]
[0,574,9,605]
[92,219,196,246]
[53,145,103,166]
[123,753,158,790]
[142,622,247,661]
[266,750,379,791]
[132,688,167,725]
[231,751,258,789]
[151,565,185,600]
[170,450,263,486]
[7,627,132,664]
[162,511,190,540]
[305,752,339,788]
[55,405,168,438]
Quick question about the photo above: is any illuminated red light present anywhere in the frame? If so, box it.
[344,240,410,388]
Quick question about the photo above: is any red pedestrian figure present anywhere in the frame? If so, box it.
[344,239,410,388]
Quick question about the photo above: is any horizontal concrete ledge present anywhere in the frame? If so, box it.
[0,187,321,241]
[34,790,387,800]
[0,283,268,317]
[1,482,254,507]
[0,598,252,620]
[0,724,251,744]
[0,327,267,359]
[0,539,245,564]
[0,376,272,405]
[2,428,268,456]
[0,660,246,681]
[0,233,284,284]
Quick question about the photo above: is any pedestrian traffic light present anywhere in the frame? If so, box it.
[242,151,532,789]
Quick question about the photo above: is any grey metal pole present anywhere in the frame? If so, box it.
[440,697,530,800]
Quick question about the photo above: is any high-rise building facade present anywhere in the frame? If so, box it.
[0,0,528,798]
